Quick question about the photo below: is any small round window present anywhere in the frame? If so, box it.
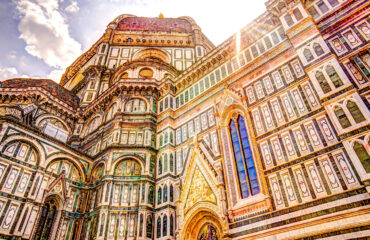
[139,68,153,78]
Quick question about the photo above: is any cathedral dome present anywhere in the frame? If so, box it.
[0,78,79,108]
[115,16,193,33]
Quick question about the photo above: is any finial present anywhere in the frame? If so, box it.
[159,13,164,18]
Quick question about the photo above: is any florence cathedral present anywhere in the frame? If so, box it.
[0,0,370,239]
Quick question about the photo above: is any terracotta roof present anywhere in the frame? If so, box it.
[116,17,193,33]
[0,78,79,108]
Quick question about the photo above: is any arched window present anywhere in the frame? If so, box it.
[284,14,294,27]
[170,185,174,202]
[33,198,59,240]
[164,132,168,143]
[170,132,174,143]
[347,100,365,124]
[91,164,104,183]
[326,65,343,88]
[106,103,117,121]
[160,135,163,146]
[125,98,147,113]
[38,117,69,142]
[229,115,260,198]
[3,141,38,164]
[146,215,153,238]
[139,214,144,237]
[157,187,162,205]
[114,160,141,176]
[163,215,167,236]
[148,186,154,204]
[139,68,153,78]
[85,116,102,136]
[99,213,105,236]
[313,43,324,56]
[163,185,168,202]
[164,154,168,172]
[157,218,161,238]
[47,159,81,182]
[170,215,174,236]
[293,8,303,21]
[334,106,351,129]
[353,142,370,173]
[315,71,331,93]
[170,154,174,172]
[158,157,163,175]
[303,48,314,62]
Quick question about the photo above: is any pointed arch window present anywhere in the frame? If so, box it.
[170,215,174,236]
[315,71,331,93]
[353,142,370,173]
[146,215,153,238]
[164,154,168,172]
[163,185,168,202]
[229,115,260,198]
[148,186,154,204]
[139,214,144,237]
[170,185,174,202]
[326,65,343,88]
[293,8,303,21]
[157,187,162,205]
[170,154,174,172]
[313,43,324,56]
[303,49,314,62]
[158,157,162,175]
[334,106,351,129]
[284,14,294,27]
[346,100,365,123]
[157,218,161,238]
[163,215,168,236]
[99,214,105,236]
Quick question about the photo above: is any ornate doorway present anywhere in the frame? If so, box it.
[198,224,220,240]
[33,196,60,240]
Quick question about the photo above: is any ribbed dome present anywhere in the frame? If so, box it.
[116,17,193,33]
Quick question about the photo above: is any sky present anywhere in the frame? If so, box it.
[0,0,267,83]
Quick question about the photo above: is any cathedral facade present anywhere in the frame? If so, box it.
[0,0,369,239]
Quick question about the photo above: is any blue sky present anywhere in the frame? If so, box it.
[0,0,266,82]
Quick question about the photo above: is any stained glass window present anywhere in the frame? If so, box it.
[164,154,168,172]
[293,8,303,21]
[170,215,174,236]
[163,185,168,202]
[315,71,331,93]
[326,65,343,88]
[114,160,141,176]
[284,14,294,27]
[334,106,351,129]
[146,216,152,238]
[148,186,154,204]
[198,224,219,240]
[170,154,174,172]
[313,43,324,56]
[157,187,162,205]
[229,115,260,198]
[170,185,174,202]
[139,214,144,237]
[303,49,314,62]
[354,142,370,173]
[157,218,161,238]
[159,157,162,175]
[163,215,167,236]
[347,101,365,123]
